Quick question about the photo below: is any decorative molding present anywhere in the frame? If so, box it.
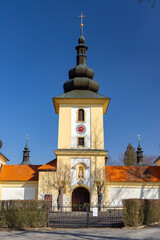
[72,162,89,169]
[55,149,108,156]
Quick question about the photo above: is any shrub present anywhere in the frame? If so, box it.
[144,199,160,225]
[123,199,160,227]
[0,200,49,228]
[123,199,144,227]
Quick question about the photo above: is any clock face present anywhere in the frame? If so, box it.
[76,124,86,134]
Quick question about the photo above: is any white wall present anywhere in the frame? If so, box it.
[109,187,160,206]
[1,187,36,200]
[71,107,91,148]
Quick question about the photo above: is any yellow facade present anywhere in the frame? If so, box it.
[58,105,71,149]
[55,98,109,150]
[39,95,110,207]
[39,154,107,206]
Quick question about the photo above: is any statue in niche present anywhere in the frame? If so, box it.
[78,166,84,179]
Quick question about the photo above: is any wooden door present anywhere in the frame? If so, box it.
[72,187,89,211]
[44,194,52,211]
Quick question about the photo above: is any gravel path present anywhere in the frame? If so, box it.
[0,227,160,240]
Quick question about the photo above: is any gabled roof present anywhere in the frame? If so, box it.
[38,159,57,171]
[53,90,110,114]
[105,166,160,182]
[0,165,40,181]
[54,90,109,99]
[0,152,9,162]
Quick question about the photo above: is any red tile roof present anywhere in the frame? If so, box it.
[105,166,160,182]
[0,165,40,181]
[38,159,57,171]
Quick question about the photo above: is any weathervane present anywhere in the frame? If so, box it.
[78,12,86,35]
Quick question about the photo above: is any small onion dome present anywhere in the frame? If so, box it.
[78,35,85,44]
[137,144,142,151]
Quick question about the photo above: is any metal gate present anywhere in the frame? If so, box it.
[49,205,124,228]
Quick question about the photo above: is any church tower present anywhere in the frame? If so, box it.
[53,21,110,207]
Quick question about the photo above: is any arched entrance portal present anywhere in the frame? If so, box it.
[72,187,90,211]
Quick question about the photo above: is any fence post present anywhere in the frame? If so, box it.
[86,204,90,227]
[42,202,45,227]
[47,203,50,227]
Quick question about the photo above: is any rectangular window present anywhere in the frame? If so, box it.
[78,137,85,146]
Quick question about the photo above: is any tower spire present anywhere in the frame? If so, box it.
[20,134,31,165]
[136,134,144,165]
[63,14,99,94]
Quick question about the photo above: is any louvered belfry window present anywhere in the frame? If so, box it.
[78,137,84,146]
[78,109,84,121]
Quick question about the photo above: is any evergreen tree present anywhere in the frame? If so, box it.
[123,143,137,166]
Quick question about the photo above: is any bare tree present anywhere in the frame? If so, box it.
[106,153,124,166]
[41,164,71,210]
[143,155,157,166]
[91,168,105,210]
[138,0,156,7]
[90,118,107,209]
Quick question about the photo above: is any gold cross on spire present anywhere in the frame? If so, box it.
[78,12,86,27]
[138,134,140,143]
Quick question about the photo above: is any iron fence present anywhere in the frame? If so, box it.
[49,205,124,228]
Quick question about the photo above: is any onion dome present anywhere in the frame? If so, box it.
[63,27,99,93]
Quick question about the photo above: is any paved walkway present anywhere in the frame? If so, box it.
[0,227,160,240]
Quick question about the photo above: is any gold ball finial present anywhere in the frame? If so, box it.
[26,134,29,144]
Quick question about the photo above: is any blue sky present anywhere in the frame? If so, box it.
[0,0,160,165]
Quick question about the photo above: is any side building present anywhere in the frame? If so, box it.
[0,141,39,200]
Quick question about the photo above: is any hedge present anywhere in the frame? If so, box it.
[0,200,49,228]
[123,199,160,227]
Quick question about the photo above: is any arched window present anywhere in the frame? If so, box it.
[78,109,84,121]
[78,166,84,179]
